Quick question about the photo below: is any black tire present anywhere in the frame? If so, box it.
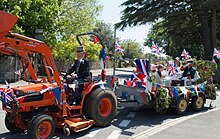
[191,93,205,111]
[27,114,55,139]
[5,113,23,133]
[173,97,189,115]
[84,88,117,127]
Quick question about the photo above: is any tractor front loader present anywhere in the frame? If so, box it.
[0,11,117,139]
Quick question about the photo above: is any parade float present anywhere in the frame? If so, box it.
[112,58,217,115]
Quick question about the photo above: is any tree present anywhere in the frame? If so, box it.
[0,0,103,60]
[144,15,204,59]
[57,0,102,40]
[93,21,115,52]
[116,0,220,60]
[53,36,102,61]
[0,0,62,46]
[121,39,143,59]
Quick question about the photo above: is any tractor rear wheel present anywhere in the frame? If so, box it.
[5,113,23,133]
[84,88,117,127]
[191,93,205,111]
[173,97,189,115]
[28,114,55,139]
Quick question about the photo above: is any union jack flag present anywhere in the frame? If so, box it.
[181,49,190,59]
[115,42,124,54]
[132,73,146,88]
[168,65,178,76]
[2,88,13,103]
[134,59,149,77]
[213,48,220,58]
[131,59,150,88]
[151,41,160,55]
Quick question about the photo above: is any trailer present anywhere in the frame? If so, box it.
[112,58,217,114]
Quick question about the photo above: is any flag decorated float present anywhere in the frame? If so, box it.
[111,46,217,115]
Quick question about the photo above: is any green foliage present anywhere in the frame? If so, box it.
[121,39,143,59]
[144,16,204,59]
[0,0,61,45]
[93,21,115,49]
[84,42,102,61]
[53,35,102,61]
[57,0,102,40]
[155,87,171,114]
[194,60,217,83]
[204,84,216,99]
[116,0,220,60]
[0,0,102,59]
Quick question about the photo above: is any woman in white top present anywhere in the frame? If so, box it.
[155,65,165,84]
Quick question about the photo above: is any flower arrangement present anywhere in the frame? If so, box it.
[204,84,216,99]
[194,60,216,83]
[155,87,172,114]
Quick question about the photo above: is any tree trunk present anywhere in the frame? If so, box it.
[199,10,212,60]
[211,8,217,50]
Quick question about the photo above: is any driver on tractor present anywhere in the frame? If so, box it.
[65,46,90,105]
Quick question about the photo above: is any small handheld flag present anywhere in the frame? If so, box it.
[181,49,191,59]
[115,42,124,55]
[151,41,160,55]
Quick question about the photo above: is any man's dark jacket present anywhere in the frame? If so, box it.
[67,58,90,79]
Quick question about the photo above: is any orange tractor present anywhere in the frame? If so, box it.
[0,11,117,138]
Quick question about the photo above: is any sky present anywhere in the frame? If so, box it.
[99,0,152,53]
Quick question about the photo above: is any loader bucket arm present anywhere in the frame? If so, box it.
[0,11,18,38]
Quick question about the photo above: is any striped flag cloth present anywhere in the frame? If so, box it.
[1,88,13,103]
[181,49,191,59]
[131,59,150,88]
[151,41,160,55]
[213,48,220,58]
[168,65,178,76]
[115,42,124,54]
[134,59,150,77]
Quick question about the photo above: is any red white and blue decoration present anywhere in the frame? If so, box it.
[0,88,13,103]
[151,41,160,55]
[213,48,220,58]
[115,42,124,55]
[181,49,191,59]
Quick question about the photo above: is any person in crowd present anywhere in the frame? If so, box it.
[155,65,165,84]
[66,46,90,105]
[174,57,181,70]
[180,59,200,86]
[170,57,182,86]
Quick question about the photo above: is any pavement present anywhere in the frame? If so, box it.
[148,108,220,139]
[132,91,220,139]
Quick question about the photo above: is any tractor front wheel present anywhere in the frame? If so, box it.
[84,88,117,127]
[5,113,23,133]
[28,114,55,139]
